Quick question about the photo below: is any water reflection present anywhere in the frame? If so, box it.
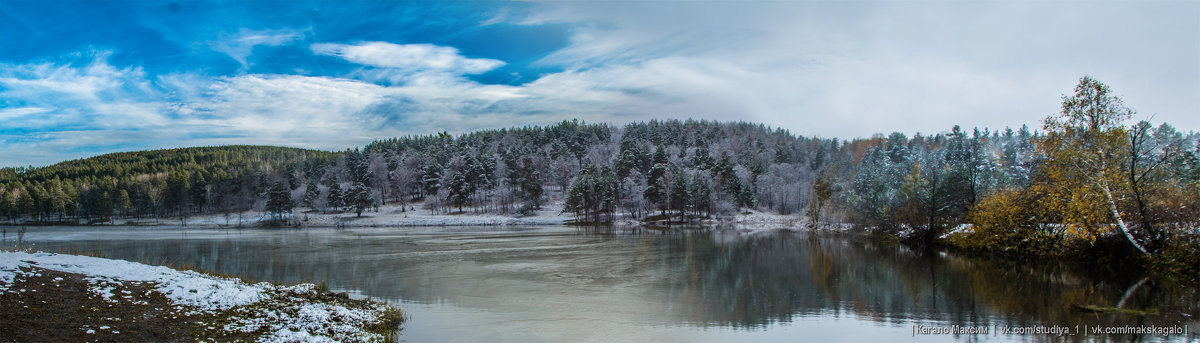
[12,226,1198,342]
[654,230,1196,339]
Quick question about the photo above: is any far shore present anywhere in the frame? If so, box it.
[0,202,835,232]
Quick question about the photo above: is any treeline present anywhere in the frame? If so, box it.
[838,77,1199,272]
[0,146,336,224]
[1,77,1196,270]
[362,119,832,222]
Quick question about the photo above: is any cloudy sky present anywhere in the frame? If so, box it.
[1,1,1196,167]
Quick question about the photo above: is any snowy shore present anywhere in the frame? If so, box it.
[187,207,819,231]
[9,197,828,230]
[0,250,403,342]
[3,195,842,232]
[200,202,575,228]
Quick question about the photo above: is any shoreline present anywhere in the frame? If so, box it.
[0,250,404,342]
[1,201,827,231]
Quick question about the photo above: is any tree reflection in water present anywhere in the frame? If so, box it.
[649,229,1196,339]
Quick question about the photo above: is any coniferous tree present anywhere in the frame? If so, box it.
[422,163,441,199]
[690,171,714,218]
[446,171,468,213]
[326,182,344,213]
[670,169,690,217]
[265,180,293,221]
[303,181,320,210]
[518,156,543,209]
[347,182,372,217]
[17,189,34,220]
[0,190,13,223]
[115,189,131,218]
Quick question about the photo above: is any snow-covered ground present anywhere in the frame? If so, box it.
[14,196,844,231]
[182,205,837,231]
[153,200,575,228]
[0,251,402,342]
[721,209,807,227]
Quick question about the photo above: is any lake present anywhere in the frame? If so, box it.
[5,225,1197,342]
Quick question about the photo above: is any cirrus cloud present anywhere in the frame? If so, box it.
[209,28,304,69]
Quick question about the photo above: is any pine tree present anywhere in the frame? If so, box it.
[18,189,35,220]
[303,181,320,210]
[518,156,543,209]
[115,189,131,218]
[447,172,468,213]
[565,166,619,222]
[670,170,690,218]
[0,190,13,223]
[644,162,668,215]
[98,191,113,219]
[692,146,714,170]
[327,182,344,213]
[565,169,593,222]
[615,146,642,178]
[689,172,713,218]
[265,180,293,221]
[348,182,372,217]
[421,163,441,199]
[191,173,208,213]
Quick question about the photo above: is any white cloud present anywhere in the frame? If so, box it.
[0,49,534,167]
[4,0,1197,169]
[0,107,51,121]
[209,28,303,68]
[183,74,393,145]
[504,1,1200,138]
[0,53,170,129]
[312,42,504,77]
[178,72,536,145]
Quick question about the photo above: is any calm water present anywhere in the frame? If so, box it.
[5,225,1197,342]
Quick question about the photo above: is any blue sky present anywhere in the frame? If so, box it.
[1,0,1197,167]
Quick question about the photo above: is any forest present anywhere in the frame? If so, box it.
[1,76,1197,272]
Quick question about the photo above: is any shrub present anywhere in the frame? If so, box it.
[953,189,1064,256]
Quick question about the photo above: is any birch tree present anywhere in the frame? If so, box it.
[1038,76,1149,255]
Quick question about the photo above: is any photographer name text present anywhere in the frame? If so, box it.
[913,324,1189,337]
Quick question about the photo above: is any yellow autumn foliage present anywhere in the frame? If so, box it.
[955,188,1065,256]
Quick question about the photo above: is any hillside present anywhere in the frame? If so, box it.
[0,145,337,223]
[1,145,337,184]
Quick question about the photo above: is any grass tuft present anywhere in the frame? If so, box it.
[368,305,406,340]
[317,279,330,293]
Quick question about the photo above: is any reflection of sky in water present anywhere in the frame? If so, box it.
[9,226,1197,342]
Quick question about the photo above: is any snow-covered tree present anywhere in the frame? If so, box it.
[303,180,320,210]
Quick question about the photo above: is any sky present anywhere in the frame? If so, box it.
[0,0,1197,167]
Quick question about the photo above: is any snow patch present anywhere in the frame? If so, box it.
[940,224,974,239]
[0,253,24,290]
[0,251,263,310]
[0,251,400,342]
[180,200,573,228]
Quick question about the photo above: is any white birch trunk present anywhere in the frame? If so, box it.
[1098,182,1150,255]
